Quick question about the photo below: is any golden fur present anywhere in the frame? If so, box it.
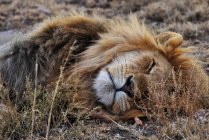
[0,13,208,121]
[70,14,209,120]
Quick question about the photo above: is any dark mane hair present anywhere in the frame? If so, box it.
[0,14,107,96]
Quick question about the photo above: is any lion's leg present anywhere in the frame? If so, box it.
[89,108,144,125]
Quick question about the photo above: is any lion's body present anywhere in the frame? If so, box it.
[0,13,208,121]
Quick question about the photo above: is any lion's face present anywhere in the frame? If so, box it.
[74,16,208,121]
[93,50,173,115]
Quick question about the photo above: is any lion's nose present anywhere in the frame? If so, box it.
[116,75,134,98]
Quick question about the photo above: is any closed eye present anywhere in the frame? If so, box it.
[147,59,156,74]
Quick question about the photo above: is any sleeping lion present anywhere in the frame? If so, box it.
[0,13,208,124]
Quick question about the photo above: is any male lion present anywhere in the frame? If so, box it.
[0,13,208,123]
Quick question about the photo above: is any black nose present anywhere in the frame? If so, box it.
[116,75,134,98]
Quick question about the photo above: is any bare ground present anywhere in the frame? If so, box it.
[1,0,209,139]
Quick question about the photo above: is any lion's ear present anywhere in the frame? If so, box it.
[155,31,183,48]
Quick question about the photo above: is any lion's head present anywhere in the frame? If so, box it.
[72,15,208,120]
[93,50,174,115]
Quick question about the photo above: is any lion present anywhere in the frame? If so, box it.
[0,13,208,124]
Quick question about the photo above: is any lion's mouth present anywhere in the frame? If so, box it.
[106,69,134,98]
[93,69,136,114]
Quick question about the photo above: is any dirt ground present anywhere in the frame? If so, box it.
[1,0,209,139]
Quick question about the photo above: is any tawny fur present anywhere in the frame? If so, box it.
[0,13,208,121]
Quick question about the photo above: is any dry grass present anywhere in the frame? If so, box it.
[0,62,209,139]
[0,78,79,139]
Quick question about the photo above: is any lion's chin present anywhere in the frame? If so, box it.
[94,74,133,115]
